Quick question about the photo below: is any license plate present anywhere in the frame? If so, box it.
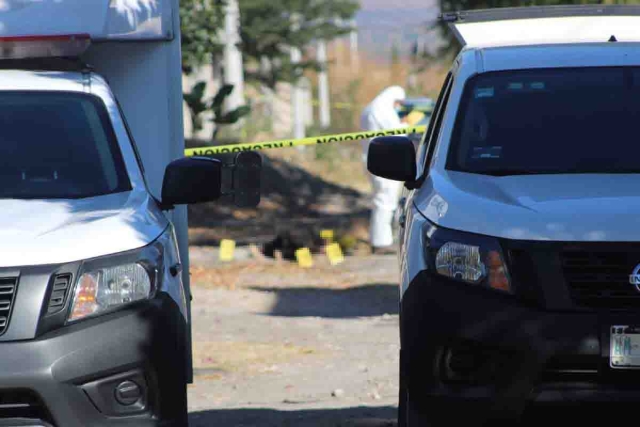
[611,325,640,368]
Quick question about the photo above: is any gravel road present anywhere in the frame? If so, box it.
[186,247,400,426]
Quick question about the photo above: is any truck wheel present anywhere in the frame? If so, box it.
[406,396,433,427]
[155,377,188,426]
[167,383,189,426]
[398,377,408,427]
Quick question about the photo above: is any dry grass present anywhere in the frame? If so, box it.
[264,143,371,194]
[316,46,450,131]
[233,48,450,142]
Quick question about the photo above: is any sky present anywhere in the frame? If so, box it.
[355,0,441,59]
[359,0,438,9]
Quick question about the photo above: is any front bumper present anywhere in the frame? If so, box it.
[0,293,188,427]
[401,270,640,424]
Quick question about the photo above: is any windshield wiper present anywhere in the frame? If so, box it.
[469,169,549,177]
[469,168,640,177]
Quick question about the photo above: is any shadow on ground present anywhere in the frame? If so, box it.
[251,283,399,318]
[188,153,371,246]
[190,154,367,226]
[189,406,396,427]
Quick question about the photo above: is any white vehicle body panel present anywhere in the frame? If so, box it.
[0,0,187,274]
[82,0,189,298]
[400,42,640,294]
[0,192,167,267]
[0,70,168,267]
[453,16,640,48]
[0,0,194,379]
[416,171,640,242]
[478,43,640,72]
[0,70,86,92]
[417,44,640,242]
[399,203,428,298]
[84,37,190,299]
[0,0,173,40]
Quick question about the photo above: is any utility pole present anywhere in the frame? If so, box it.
[316,39,331,128]
[349,19,359,71]
[223,0,245,116]
[332,17,343,69]
[290,13,305,140]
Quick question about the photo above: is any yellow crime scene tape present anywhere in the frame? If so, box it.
[311,100,355,110]
[184,125,427,157]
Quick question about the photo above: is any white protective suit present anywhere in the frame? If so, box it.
[360,86,407,249]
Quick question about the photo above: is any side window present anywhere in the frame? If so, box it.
[417,73,453,176]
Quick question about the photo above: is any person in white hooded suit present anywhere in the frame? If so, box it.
[360,86,407,254]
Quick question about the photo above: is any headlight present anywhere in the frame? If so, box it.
[65,226,182,323]
[436,242,485,283]
[428,226,512,293]
[69,263,152,322]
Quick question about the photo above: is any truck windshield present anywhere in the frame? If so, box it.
[0,91,131,199]
[448,67,640,176]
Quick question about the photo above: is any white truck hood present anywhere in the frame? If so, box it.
[0,190,168,267]
[417,171,640,242]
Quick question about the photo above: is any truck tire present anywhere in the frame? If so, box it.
[398,376,408,427]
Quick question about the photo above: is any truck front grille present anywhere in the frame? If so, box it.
[561,249,640,308]
[0,389,53,424]
[539,354,599,383]
[0,277,18,335]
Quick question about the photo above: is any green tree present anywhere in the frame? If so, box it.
[239,0,359,88]
[183,82,209,133]
[180,0,251,140]
[180,0,226,74]
[184,82,252,140]
[434,0,639,61]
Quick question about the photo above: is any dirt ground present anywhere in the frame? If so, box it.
[186,145,374,249]
[186,246,400,427]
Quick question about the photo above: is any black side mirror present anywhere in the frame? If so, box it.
[160,152,262,209]
[367,136,417,182]
[161,157,222,207]
[229,151,261,208]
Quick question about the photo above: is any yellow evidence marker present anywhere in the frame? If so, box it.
[320,229,334,242]
[326,243,345,266]
[295,248,314,268]
[219,239,236,262]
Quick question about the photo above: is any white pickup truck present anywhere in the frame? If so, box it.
[0,2,260,426]
[367,5,640,426]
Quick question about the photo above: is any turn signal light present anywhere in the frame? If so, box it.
[69,272,99,321]
[487,250,511,292]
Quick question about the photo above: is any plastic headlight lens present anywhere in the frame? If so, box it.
[436,242,484,283]
[69,263,152,322]
[434,240,512,293]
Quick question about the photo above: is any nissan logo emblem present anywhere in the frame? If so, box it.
[630,264,640,291]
